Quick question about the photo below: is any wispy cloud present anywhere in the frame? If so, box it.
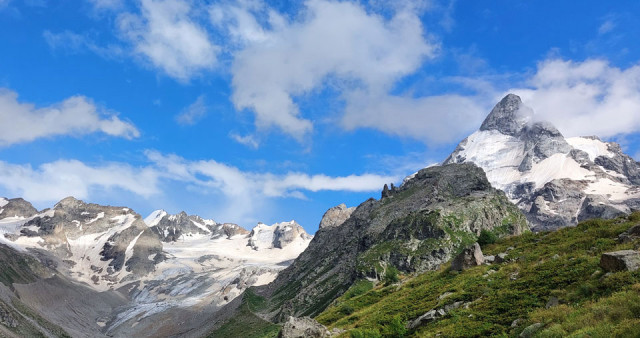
[229,132,259,149]
[43,30,124,58]
[175,95,207,126]
[0,150,398,224]
[598,18,616,35]
[0,88,139,146]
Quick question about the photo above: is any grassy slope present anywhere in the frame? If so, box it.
[209,289,281,338]
[316,213,640,337]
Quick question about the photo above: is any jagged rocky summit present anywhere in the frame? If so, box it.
[444,94,640,230]
[0,196,313,337]
[252,162,528,321]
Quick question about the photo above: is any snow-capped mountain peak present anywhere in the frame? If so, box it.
[444,93,640,230]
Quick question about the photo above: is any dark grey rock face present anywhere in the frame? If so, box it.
[599,250,640,272]
[451,243,484,271]
[255,163,527,321]
[0,197,38,219]
[480,94,531,136]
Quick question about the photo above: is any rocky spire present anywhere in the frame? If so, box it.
[479,94,531,136]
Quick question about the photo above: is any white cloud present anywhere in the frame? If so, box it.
[0,150,397,224]
[146,150,397,222]
[229,132,259,148]
[227,0,437,140]
[0,88,139,146]
[117,0,219,81]
[510,59,640,139]
[175,95,207,125]
[341,91,486,144]
[0,160,159,202]
[146,150,395,197]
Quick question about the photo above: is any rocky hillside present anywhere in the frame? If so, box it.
[230,162,527,327]
[313,212,640,337]
[444,94,640,230]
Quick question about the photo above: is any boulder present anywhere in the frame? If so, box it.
[280,316,329,338]
[618,224,640,243]
[495,253,508,263]
[545,296,559,309]
[599,250,640,272]
[484,255,495,264]
[519,323,543,338]
[451,243,484,271]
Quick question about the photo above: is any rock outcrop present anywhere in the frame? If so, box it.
[451,243,484,271]
[280,316,330,338]
[444,94,640,230]
[0,197,38,219]
[248,221,312,250]
[318,204,355,230]
[255,163,527,320]
[599,250,640,272]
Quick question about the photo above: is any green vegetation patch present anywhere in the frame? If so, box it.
[317,213,640,337]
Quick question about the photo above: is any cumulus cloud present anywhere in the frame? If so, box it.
[0,160,159,202]
[175,95,207,125]
[0,88,139,146]
[117,0,219,81]
[511,59,640,139]
[226,0,437,140]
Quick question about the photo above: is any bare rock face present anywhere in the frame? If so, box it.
[451,243,484,271]
[600,250,640,272]
[445,94,640,231]
[0,197,38,219]
[279,316,329,338]
[318,204,355,230]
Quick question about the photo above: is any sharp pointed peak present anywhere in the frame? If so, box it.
[479,93,532,136]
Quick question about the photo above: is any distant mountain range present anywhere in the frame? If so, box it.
[0,196,312,337]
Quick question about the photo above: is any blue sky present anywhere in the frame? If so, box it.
[1,0,639,232]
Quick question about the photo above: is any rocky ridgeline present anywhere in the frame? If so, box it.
[145,210,249,242]
[255,162,528,321]
[445,94,640,230]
